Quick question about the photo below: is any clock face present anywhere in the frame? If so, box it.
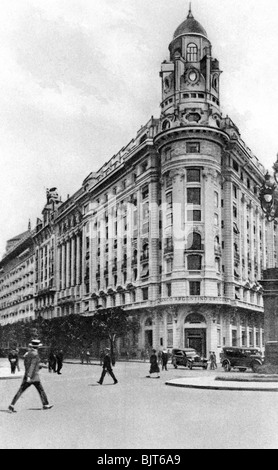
[189,71,197,82]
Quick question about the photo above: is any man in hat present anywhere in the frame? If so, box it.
[97,348,118,385]
[8,339,53,413]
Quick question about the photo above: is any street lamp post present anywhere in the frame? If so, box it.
[259,157,278,368]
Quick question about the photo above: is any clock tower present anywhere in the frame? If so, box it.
[159,5,222,129]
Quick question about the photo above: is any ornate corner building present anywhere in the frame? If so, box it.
[1,8,277,359]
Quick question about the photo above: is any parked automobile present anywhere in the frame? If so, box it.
[220,346,263,372]
[172,348,208,370]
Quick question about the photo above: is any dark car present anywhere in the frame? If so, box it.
[172,348,208,370]
[220,346,263,372]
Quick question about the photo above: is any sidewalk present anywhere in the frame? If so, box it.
[0,366,23,380]
[165,375,278,391]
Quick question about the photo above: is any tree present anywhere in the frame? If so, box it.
[90,307,140,361]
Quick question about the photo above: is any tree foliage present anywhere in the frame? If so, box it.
[0,309,140,357]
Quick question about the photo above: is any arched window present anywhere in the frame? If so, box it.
[187,43,198,62]
[187,232,202,250]
[145,317,153,327]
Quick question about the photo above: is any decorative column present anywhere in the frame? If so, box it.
[75,233,81,285]
[61,242,66,290]
[66,238,71,288]
[71,236,75,287]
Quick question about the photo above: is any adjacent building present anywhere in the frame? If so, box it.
[0,227,35,325]
[1,8,278,359]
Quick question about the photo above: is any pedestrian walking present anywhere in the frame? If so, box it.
[212,352,218,369]
[157,350,162,365]
[97,348,118,385]
[80,349,85,364]
[99,349,104,366]
[161,349,168,371]
[15,348,20,372]
[209,351,215,370]
[56,349,64,375]
[86,350,91,364]
[8,348,19,374]
[48,350,57,373]
[8,339,53,413]
[146,349,160,378]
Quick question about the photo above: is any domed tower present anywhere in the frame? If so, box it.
[159,5,222,128]
[154,6,229,354]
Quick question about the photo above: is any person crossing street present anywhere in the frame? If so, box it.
[8,339,53,413]
[97,348,118,385]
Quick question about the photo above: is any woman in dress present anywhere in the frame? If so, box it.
[147,349,160,378]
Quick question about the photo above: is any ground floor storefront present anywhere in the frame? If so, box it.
[132,304,264,362]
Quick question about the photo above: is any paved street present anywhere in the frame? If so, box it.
[1,359,278,449]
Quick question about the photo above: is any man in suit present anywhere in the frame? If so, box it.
[8,339,53,413]
[56,349,64,375]
[97,348,118,385]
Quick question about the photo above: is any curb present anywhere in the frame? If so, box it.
[0,375,23,380]
[165,381,278,392]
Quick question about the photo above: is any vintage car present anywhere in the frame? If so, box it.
[220,346,263,372]
[172,348,208,370]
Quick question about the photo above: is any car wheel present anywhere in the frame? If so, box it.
[223,362,231,372]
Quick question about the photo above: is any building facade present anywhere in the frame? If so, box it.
[0,228,35,325]
[1,8,278,359]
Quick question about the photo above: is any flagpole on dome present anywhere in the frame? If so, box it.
[187,1,193,18]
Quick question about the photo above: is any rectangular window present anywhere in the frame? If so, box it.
[142,184,149,199]
[187,210,201,221]
[187,188,201,205]
[217,329,221,347]
[187,168,201,182]
[142,202,149,220]
[232,329,237,347]
[233,185,238,199]
[167,329,173,348]
[186,143,200,153]
[166,258,173,273]
[166,283,172,297]
[141,264,149,278]
[187,255,202,271]
[189,281,201,296]
[142,287,148,300]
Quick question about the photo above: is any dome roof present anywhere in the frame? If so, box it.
[173,10,208,39]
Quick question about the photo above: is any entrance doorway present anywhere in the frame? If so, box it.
[188,336,202,354]
[184,313,207,357]
[145,330,153,349]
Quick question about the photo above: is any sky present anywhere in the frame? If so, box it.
[0,0,278,257]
